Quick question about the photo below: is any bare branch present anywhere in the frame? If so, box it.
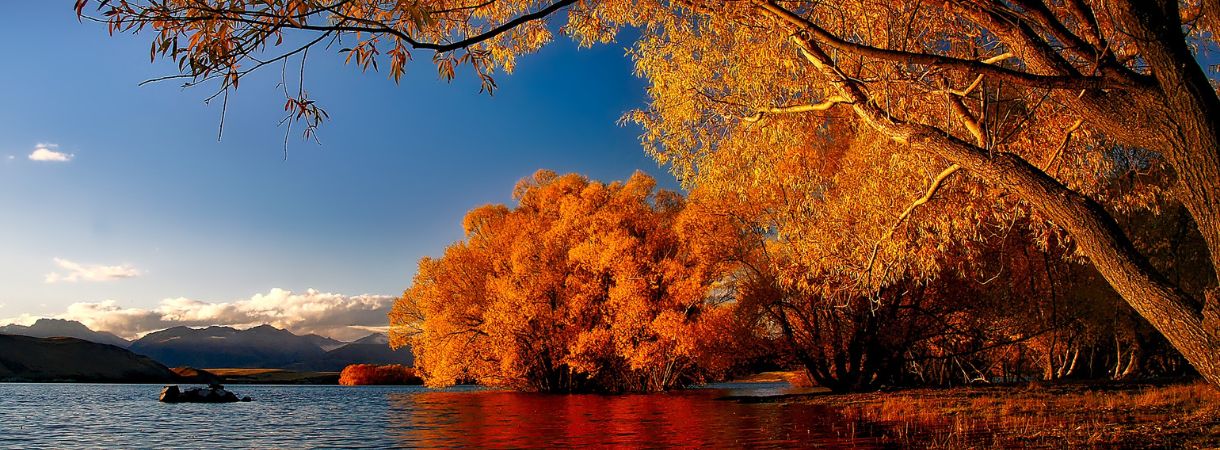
[865,164,963,285]
[1042,118,1085,175]
[949,96,987,147]
[412,0,579,52]
[743,96,849,122]
[935,54,1013,97]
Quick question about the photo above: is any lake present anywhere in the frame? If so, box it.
[0,382,896,448]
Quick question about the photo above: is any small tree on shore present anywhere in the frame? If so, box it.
[338,364,423,386]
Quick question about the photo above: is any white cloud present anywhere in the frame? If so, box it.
[28,143,73,162]
[44,258,142,283]
[52,288,395,341]
[0,313,40,327]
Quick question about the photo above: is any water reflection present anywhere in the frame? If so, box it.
[388,384,889,448]
[0,383,919,448]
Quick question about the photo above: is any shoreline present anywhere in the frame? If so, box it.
[770,381,1220,448]
[5,377,1215,446]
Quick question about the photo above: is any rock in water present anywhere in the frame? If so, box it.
[158,383,250,403]
[159,385,180,402]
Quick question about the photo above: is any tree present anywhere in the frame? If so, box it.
[632,0,1220,386]
[338,364,423,385]
[390,170,738,392]
[84,0,1220,386]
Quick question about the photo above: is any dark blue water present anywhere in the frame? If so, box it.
[0,382,887,448]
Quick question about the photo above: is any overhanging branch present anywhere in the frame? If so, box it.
[743,95,849,122]
[756,1,1112,91]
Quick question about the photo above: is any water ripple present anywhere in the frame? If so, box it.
[0,383,887,449]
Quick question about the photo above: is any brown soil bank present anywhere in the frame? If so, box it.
[789,381,1220,449]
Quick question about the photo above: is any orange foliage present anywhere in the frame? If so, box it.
[391,170,741,392]
[338,364,423,386]
[87,0,1220,386]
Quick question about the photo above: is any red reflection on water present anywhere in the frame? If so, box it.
[387,388,887,448]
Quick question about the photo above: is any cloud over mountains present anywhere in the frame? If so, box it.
[4,288,396,341]
[44,258,142,283]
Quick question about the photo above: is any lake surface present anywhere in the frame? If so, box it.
[0,382,895,448]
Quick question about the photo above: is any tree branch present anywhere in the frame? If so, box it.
[1042,118,1084,175]
[935,53,1012,97]
[98,0,577,54]
[743,95,849,122]
[758,0,1220,387]
[864,164,963,285]
[757,1,1112,90]
[411,0,579,52]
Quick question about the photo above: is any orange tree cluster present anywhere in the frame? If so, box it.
[389,169,1200,392]
[84,0,1220,388]
[390,171,740,392]
[338,364,424,386]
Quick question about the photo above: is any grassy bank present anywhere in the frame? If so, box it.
[789,381,1219,448]
[202,368,339,385]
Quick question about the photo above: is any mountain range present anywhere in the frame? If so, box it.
[0,320,412,371]
[287,332,414,371]
[130,324,334,368]
[0,319,131,348]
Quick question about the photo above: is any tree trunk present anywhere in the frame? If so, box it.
[898,128,1220,387]
[1114,0,1220,285]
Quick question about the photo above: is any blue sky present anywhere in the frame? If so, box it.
[0,2,672,339]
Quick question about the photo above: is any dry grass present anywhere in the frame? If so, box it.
[204,368,288,376]
[799,381,1220,449]
[202,368,340,384]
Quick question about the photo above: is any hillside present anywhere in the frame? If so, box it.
[0,335,176,383]
[0,319,130,348]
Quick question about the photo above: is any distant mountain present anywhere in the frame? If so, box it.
[0,319,130,348]
[129,325,327,368]
[0,335,176,383]
[302,333,347,351]
[352,333,390,345]
[287,333,414,372]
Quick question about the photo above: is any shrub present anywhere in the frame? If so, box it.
[338,364,423,386]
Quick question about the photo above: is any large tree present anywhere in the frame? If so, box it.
[84,0,1220,385]
[390,170,738,392]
